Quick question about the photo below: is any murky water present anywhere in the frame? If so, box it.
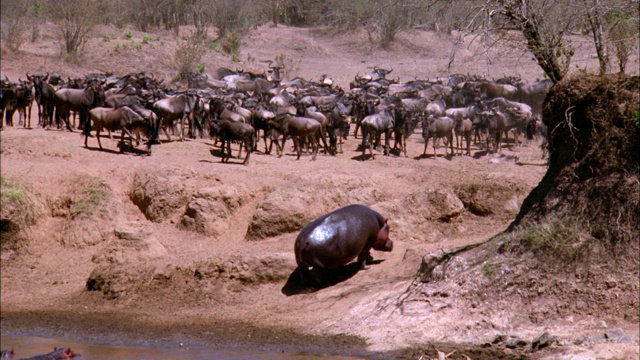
[1,335,365,359]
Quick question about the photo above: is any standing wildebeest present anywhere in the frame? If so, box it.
[421,115,455,159]
[360,106,398,160]
[27,72,56,128]
[249,104,277,154]
[270,114,322,161]
[517,79,553,116]
[454,117,473,156]
[480,109,506,154]
[209,120,255,165]
[84,106,147,151]
[1,77,17,130]
[53,84,105,131]
[5,78,35,128]
[151,92,198,142]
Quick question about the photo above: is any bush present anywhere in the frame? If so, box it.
[1,11,28,51]
[70,177,110,220]
[142,34,153,44]
[220,31,241,58]
[172,33,206,82]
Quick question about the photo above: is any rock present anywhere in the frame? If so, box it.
[492,334,506,344]
[586,335,606,346]
[604,328,624,341]
[246,177,376,240]
[130,169,195,223]
[454,182,521,218]
[573,335,588,345]
[617,335,635,343]
[531,332,556,350]
[505,337,528,349]
[179,185,252,236]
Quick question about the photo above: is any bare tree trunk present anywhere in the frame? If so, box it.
[498,1,566,83]
[584,0,608,75]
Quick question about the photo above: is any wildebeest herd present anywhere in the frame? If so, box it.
[0,66,551,163]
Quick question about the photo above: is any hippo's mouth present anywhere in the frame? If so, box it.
[374,240,393,252]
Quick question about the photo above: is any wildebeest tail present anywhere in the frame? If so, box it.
[146,116,160,150]
[248,129,255,153]
[83,112,92,136]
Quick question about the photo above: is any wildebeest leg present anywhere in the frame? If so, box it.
[310,133,318,161]
[242,139,251,165]
[448,132,454,156]
[96,126,103,150]
[293,135,302,160]
[237,140,243,159]
[465,133,471,156]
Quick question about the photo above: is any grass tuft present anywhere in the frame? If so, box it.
[70,178,110,220]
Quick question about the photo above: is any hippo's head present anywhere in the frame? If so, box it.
[373,220,393,252]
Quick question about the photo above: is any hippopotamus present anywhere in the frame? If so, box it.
[294,204,393,283]
[19,347,75,360]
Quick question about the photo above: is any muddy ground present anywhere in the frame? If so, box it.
[1,23,638,359]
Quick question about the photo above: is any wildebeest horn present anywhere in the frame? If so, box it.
[3,74,8,81]
[388,68,393,74]
[44,72,49,81]
[26,71,33,80]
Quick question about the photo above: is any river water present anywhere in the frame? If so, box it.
[1,335,365,359]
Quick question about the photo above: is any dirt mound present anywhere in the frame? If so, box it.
[406,74,639,358]
[511,74,640,259]
[0,176,41,256]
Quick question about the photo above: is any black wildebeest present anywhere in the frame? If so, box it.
[209,120,255,165]
[421,115,455,159]
[84,106,148,151]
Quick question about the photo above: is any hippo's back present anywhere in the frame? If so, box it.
[295,204,384,270]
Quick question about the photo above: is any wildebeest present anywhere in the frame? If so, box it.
[28,72,57,128]
[421,115,455,159]
[454,117,473,156]
[480,109,506,154]
[84,106,147,151]
[151,92,198,141]
[517,79,553,116]
[360,106,398,160]
[209,120,255,165]
[53,84,105,131]
[269,114,322,161]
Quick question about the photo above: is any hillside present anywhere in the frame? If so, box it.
[1,23,638,359]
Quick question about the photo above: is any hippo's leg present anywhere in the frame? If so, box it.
[357,251,372,270]
[298,266,322,285]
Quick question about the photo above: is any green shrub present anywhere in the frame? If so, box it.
[172,34,206,82]
[142,34,152,44]
[124,30,133,39]
[70,178,110,220]
[1,176,38,225]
